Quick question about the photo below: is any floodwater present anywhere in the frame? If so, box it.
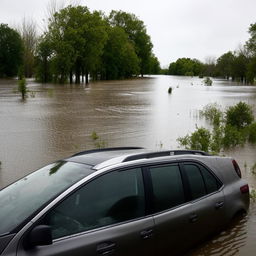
[0,75,256,255]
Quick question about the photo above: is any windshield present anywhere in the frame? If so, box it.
[0,161,93,236]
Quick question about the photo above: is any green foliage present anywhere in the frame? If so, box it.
[18,78,27,100]
[168,58,203,76]
[248,122,256,143]
[91,131,99,141]
[216,51,235,79]
[250,189,256,202]
[246,23,256,56]
[91,131,107,149]
[200,103,223,126]
[185,71,194,76]
[178,127,211,152]
[225,102,254,129]
[35,7,155,83]
[178,102,256,153]
[203,77,213,86]
[170,23,256,84]
[35,36,53,83]
[101,26,139,79]
[45,5,108,83]
[109,10,153,76]
[222,125,246,148]
[251,163,256,175]
[210,125,224,153]
[0,24,23,77]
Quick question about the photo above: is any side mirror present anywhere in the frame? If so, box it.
[28,225,53,247]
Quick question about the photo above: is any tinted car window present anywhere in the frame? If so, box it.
[200,165,221,193]
[44,168,145,239]
[183,164,206,200]
[150,165,185,212]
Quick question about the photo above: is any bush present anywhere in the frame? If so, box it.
[225,102,254,129]
[200,103,223,126]
[222,125,246,148]
[203,77,213,86]
[178,102,256,153]
[248,122,256,143]
[185,71,194,76]
[18,78,27,100]
[178,127,211,152]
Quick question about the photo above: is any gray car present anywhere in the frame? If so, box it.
[0,147,250,256]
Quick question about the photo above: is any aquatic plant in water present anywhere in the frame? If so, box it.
[203,77,213,86]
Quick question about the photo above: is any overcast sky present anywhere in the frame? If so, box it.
[1,0,256,67]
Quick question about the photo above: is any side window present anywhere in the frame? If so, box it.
[200,165,221,194]
[150,165,185,212]
[44,168,145,239]
[183,163,221,200]
[183,164,206,200]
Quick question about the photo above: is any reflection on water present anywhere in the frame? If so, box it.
[189,203,256,256]
[1,76,256,254]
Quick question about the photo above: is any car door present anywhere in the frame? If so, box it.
[17,167,155,256]
[146,163,197,256]
[180,162,225,242]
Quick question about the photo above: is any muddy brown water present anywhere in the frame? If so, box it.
[0,75,256,255]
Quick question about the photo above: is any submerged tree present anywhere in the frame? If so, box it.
[109,11,153,76]
[0,24,23,77]
[101,26,139,80]
[37,5,108,83]
[35,5,158,83]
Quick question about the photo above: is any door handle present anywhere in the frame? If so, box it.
[97,242,116,255]
[140,229,153,239]
[189,213,198,223]
[215,201,224,209]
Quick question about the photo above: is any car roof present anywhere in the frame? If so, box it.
[66,147,210,170]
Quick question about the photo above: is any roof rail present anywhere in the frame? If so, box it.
[72,147,144,157]
[123,150,210,162]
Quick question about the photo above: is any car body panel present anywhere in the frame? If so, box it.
[17,217,155,256]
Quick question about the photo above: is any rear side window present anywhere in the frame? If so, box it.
[200,166,221,193]
[150,165,185,212]
[183,163,221,200]
[183,164,206,199]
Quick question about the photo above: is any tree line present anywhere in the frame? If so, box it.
[0,5,160,83]
[167,23,256,84]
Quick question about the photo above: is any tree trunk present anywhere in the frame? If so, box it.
[86,71,89,84]
[69,71,73,84]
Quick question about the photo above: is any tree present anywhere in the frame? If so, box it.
[18,78,27,100]
[42,5,108,84]
[246,23,256,56]
[148,55,161,74]
[245,24,256,83]
[109,11,153,76]
[19,18,38,78]
[231,47,249,84]
[35,35,53,83]
[0,24,23,77]
[101,26,139,79]
[225,102,254,129]
[216,51,235,79]
[202,56,216,77]
[168,58,203,76]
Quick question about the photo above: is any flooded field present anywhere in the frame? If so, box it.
[0,75,256,255]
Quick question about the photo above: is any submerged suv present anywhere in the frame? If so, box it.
[0,147,250,256]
